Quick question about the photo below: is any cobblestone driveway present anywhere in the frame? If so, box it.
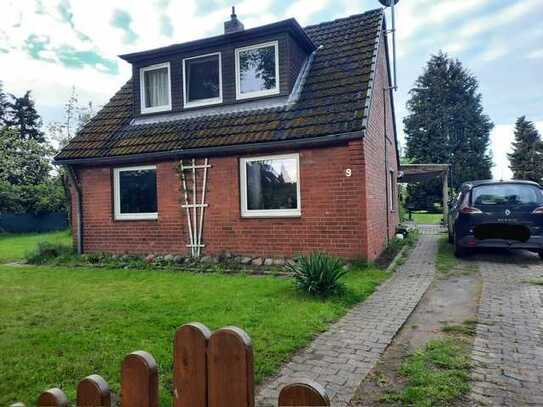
[470,250,543,406]
[256,232,438,406]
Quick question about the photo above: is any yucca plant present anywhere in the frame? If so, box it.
[286,252,348,297]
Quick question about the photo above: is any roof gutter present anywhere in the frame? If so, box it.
[54,130,366,167]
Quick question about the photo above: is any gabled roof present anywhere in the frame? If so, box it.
[55,9,384,164]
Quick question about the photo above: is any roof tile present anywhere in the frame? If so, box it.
[56,8,383,162]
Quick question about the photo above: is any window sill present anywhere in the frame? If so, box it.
[184,98,223,109]
[236,88,280,101]
[140,105,171,115]
[114,213,158,221]
[241,210,301,219]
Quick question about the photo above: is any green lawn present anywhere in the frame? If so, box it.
[436,236,458,274]
[385,338,471,405]
[0,230,72,262]
[0,264,388,406]
[411,211,443,225]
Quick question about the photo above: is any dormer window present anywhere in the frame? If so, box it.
[140,62,171,114]
[235,41,279,100]
[183,53,223,108]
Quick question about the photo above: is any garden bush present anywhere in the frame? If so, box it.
[286,252,348,297]
[25,241,73,264]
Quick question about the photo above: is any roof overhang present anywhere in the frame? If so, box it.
[54,129,365,167]
[119,18,316,64]
[399,163,449,183]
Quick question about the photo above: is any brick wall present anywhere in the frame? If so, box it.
[362,31,400,259]
[76,162,186,255]
[72,143,371,259]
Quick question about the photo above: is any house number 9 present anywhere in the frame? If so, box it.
[345,168,352,177]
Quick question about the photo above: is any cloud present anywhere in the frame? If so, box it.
[527,49,543,59]
[58,0,75,28]
[56,46,118,74]
[111,9,139,44]
[159,15,174,37]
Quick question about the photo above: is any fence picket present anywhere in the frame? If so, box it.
[121,351,159,407]
[19,322,331,406]
[173,322,211,407]
[207,327,254,407]
[76,374,111,407]
[36,388,69,407]
[278,380,330,406]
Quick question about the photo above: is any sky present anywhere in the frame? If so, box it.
[1,0,542,179]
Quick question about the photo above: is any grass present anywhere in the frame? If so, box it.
[524,278,543,286]
[436,236,458,274]
[411,211,443,225]
[436,236,478,277]
[384,338,472,406]
[441,319,478,337]
[0,263,389,406]
[0,230,72,263]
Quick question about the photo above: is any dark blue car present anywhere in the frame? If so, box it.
[448,180,543,258]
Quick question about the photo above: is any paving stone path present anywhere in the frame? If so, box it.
[256,230,439,406]
[469,250,543,406]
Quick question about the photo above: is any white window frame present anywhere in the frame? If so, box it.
[114,165,158,221]
[235,41,280,100]
[240,153,301,218]
[389,169,396,212]
[139,62,172,114]
[182,52,223,108]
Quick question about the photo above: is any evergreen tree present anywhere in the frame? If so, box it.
[5,90,45,142]
[0,82,7,126]
[404,51,494,209]
[507,116,543,183]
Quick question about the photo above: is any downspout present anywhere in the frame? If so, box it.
[66,166,83,255]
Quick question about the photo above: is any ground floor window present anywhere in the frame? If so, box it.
[240,153,300,217]
[389,169,396,211]
[113,165,158,220]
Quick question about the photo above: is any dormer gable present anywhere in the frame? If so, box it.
[119,14,316,118]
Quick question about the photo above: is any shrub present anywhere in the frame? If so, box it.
[25,241,73,264]
[286,252,348,297]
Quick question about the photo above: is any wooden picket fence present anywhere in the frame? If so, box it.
[15,322,330,407]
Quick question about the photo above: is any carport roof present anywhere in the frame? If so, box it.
[399,164,449,183]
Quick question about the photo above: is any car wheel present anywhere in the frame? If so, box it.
[454,243,469,258]
[454,233,469,258]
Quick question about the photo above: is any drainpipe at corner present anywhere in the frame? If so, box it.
[66,166,83,255]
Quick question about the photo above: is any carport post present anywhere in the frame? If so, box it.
[442,171,449,224]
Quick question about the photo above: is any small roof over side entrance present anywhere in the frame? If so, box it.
[399,163,449,183]
[399,163,450,221]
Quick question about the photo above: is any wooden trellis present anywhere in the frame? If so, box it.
[179,158,211,257]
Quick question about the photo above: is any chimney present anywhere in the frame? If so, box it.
[224,6,244,34]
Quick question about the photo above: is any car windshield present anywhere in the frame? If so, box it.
[471,184,543,206]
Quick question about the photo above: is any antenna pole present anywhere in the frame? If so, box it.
[391,0,397,90]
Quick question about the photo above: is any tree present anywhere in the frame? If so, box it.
[404,51,494,209]
[0,127,52,185]
[5,90,45,142]
[48,87,94,149]
[0,82,8,126]
[47,88,96,218]
[507,116,543,183]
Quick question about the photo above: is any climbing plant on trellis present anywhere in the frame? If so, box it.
[178,158,211,257]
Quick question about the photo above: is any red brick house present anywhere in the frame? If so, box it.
[55,8,400,261]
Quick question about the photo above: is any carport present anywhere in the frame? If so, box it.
[399,164,450,221]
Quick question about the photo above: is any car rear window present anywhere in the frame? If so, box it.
[471,184,543,206]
